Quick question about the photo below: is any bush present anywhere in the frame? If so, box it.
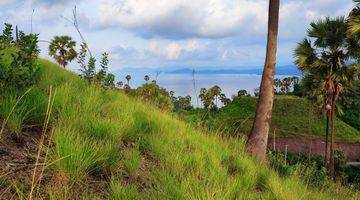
[0,23,39,91]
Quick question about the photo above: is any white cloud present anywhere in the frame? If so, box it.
[98,0,267,38]
[165,43,182,60]
[0,0,15,6]
[147,39,200,60]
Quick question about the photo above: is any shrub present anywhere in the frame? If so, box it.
[0,23,39,91]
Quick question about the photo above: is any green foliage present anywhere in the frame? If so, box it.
[179,96,360,142]
[0,87,47,136]
[109,182,143,200]
[48,35,77,68]
[339,81,360,129]
[78,44,115,88]
[122,149,142,179]
[172,95,192,111]
[53,129,107,181]
[2,60,358,198]
[0,23,39,91]
[199,85,227,109]
[131,82,174,111]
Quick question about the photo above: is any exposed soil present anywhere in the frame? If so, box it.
[268,137,360,162]
[0,128,47,199]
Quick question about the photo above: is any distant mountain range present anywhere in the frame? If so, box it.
[167,65,301,76]
[120,65,301,76]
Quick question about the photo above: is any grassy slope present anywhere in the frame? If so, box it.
[179,96,360,143]
[1,60,359,199]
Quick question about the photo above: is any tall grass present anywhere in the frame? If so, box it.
[0,87,47,137]
[2,60,357,199]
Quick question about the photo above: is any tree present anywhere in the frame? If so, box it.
[116,81,123,88]
[78,43,96,83]
[273,78,281,93]
[48,35,77,68]
[220,93,231,106]
[237,90,248,97]
[199,88,214,109]
[294,17,360,179]
[126,75,132,85]
[96,52,109,84]
[144,75,150,83]
[246,0,280,163]
[281,77,291,93]
[348,0,360,36]
[209,85,222,107]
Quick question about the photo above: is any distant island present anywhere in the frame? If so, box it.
[120,65,302,76]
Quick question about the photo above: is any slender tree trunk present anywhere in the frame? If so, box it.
[246,0,280,163]
[329,95,336,179]
[325,110,329,164]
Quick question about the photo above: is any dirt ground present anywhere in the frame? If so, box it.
[268,137,360,162]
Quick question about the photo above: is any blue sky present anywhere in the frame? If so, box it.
[0,0,355,73]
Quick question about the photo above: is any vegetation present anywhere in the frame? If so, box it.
[294,16,360,177]
[2,60,358,198]
[0,23,39,91]
[178,96,360,142]
[0,0,359,198]
[48,35,77,68]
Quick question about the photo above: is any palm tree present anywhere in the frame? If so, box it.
[348,0,360,36]
[48,36,77,68]
[125,75,131,85]
[246,0,280,163]
[144,75,150,83]
[294,17,360,179]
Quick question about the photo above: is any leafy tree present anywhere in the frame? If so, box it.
[294,17,360,178]
[78,43,96,83]
[237,90,248,97]
[78,43,115,88]
[246,0,280,163]
[48,35,77,68]
[219,93,230,106]
[0,23,39,91]
[209,85,222,107]
[116,81,123,88]
[135,82,174,111]
[96,52,109,84]
[199,88,214,109]
[273,78,281,93]
[178,95,192,110]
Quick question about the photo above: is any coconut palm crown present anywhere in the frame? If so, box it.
[48,35,77,68]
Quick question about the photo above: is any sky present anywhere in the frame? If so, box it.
[0,0,356,73]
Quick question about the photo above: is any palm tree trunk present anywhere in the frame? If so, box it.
[325,111,329,164]
[246,0,280,163]
[329,95,336,179]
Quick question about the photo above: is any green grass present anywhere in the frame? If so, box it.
[179,96,360,142]
[1,59,359,199]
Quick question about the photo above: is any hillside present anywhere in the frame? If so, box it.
[0,60,358,199]
[178,96,360,143]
